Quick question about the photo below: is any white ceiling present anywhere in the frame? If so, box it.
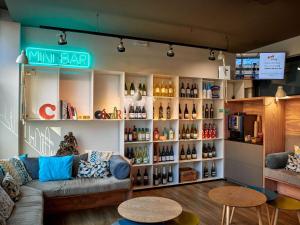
[5,0,300,52]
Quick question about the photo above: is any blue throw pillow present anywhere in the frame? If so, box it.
[110,155,130,179]
[39,155,74,182]
[20,157,39,180]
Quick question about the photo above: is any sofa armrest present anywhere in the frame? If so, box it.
[266,151,292,169]
[110,155,131,180]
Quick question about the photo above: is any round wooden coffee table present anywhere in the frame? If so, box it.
[209,186,267,225]
[118,197,182,223]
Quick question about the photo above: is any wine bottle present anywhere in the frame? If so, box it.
[166,103,171,119]
[130,82,135,96]
[202,143,208,159]
[208,143,212,158]
[138,83,142,94]
[169,145,174,161]
[155,83,160,96]
[161,81,166,96]
[142,106,147,119]
[165,146,170,161]
[133,126,138,141]
[186,83,191,98]
[192,144,197,159]
[184,104,189,119]
[205,104,209,118]
[181,124,186,139]
[154,145,158,163]
[192,104,197,119]
[168,166,173,183]
[161,146,166,162]
[186,144,192,160]
[169,128,174,140]
[142,83,147,96]
[143,169,149,185]
[203,162,209,178]
[159,103,163,119]
[194,125,198,139]
[157,168,162,184]
[124,128,128,142]
[128,128,133,142]
[162,167,167,184]
[186,125,190,139]
[137,106,142,119]
[190,124,194,139]
[153,168,159,185]
[202,83,207,99]
[194,83,198,98]
[181,82,185,97]
[159,147,162,162]
[212,143,216,158]
[179,104,182,119]
[168,81,173,97]
[125,83,128,96]
[210,104,214,118]
[136,169,142,185]
[190,84,194,98]
[180,145,186,160]
[211,161,217,177]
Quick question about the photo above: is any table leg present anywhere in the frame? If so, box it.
[226,206,231,225]
[265,204,271,225]
[272,208,279,225]
[297,211,300,224]
[230,207,235,224]
[221,205,226,225]
[256,206,263,225]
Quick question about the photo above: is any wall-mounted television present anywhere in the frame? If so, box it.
[235,52,286,80]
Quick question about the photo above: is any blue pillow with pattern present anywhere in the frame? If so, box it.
[0,166,5,183]
[77,160,111,178]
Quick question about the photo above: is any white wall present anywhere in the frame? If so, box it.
[0,10,20,158]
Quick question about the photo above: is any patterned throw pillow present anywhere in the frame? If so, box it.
[0,185,14,219]
[9,158,32,185]
[0,160,22,185]
[0,166,5,184]
[87,150,113,163]
[286,153,300,172]
[77,160,111,178]
[0,215,6,225]
[2,173,21,202]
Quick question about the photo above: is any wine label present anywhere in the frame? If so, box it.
[186,89,191,94]
[180,155,186,160]
[181,89,185,94]
[187,155,191,160]
[130,90,135,96]
[192,154,197,159]
[168,177,173,182]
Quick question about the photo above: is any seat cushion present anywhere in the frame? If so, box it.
[266,151,291,169]
[7,186,43,225]
[20,157,39,180]
[264,167,300,187]
[26,176,131,198]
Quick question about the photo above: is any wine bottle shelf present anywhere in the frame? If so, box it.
[125,141,152,145]
[153,96,178,99]
[153,140,178,143]
[179,118,202,121]
[179,97,202,100]
[132,163,153,167]
[179,139,201,142]
[179,159,202,163]
[153,161,178,165]
[201,157,223,161]
[202,138,223,141]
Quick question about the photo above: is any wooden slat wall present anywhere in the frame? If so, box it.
[285,99,300,151]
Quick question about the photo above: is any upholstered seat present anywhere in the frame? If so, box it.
[264,167,300,187]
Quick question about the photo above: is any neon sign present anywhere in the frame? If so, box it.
[26,47,90,68]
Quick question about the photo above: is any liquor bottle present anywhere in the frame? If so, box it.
[186,125,190,139]
[168,166,173,183]
[128,128,133,142]
[143,169,149,185]
[165,146,170,161]
[192,144,197,159]
[184,104,189,119]
[212,143,216,157]
[202,143,208,159]
[159,103,163,119]
[163,127,168,139]
[209,104,214,118]
[202,105,205,119]
[159,147,162,162]
[166,103,171,119]
[142,83,147,96]
[212,123,217,139]
[137,128,142,141]
[207,143,212,158]
[129,148,135,164]
[145,128,150,141]
[125,83,128,96]
[211,161,217,177]
[169,128,174,140]
[161,81,166,96]
[202,123,207,139]
[181,82,185,97]
[207,83,212,99]
[181,124,186,139]
[142,106,147,119]
[130,82,135,96]
[133,126,138,141]
[179,104,182,119]
[168,81,173,97]
[180,145,186,160]
[192,104,197,119]
[205,104,209,118]
[161,146,166,162]
[137,106,142,119]
[194,84,198,98]
[190,84,194,98]
[154,145,158,163]
[203,162,209,178]
[155,82,161,96]
[124,128,128,142]
[153,128,160,141]
[153,167,159,186]
[162,167,167,184]
[136,169,142,185]
[169,146,174,161]
[194,125,198,139]
[157,168,162,184]
[186,144,192,160]
[202,83,207,99]
[190,125,194,139]
[186,83,191,98]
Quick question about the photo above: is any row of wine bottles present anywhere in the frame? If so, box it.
[179,124,199,140]
[153,145,174,163]
[154,81,175,97]
[125,82,147,96]
[124,126,151,142]
[155,103,172,120]
[202,123,217,139]
[180,144,197,160]
[153,127,175,141]
[180,82,199,98]
[203,161,217,178]
[202,104,214,118]
[153,166,173,185]
[179,104,197,120]
[125,146,149,165]
[202,82,221,99]
[125,105,147,119]
[202,143,217,158]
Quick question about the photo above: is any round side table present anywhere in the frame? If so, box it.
[208,186,267,225]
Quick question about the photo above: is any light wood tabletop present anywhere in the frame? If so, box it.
[118,196,182,223]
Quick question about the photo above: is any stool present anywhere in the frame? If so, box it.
[112,219,164,225]
[166,211,200,225]
[268,196,300,225]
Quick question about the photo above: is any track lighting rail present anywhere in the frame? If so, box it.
[40,25,227,52]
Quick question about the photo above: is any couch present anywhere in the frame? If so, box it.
[5,155,132,225]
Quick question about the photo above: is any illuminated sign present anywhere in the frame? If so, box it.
[26,47,90,68]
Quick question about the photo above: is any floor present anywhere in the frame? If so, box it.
[44,181,299,225]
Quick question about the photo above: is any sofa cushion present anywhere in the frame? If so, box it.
[7,186,43,225]
[0,160,22,185]
[26,176,131,198]
[0,166,5,183]
[77,160,111,178]
[265,151,291,169]
[0,185,14,220]
[20,157,39,180]
[2,173,21,202]
[87,150,112,163]
[9,158,32,185]
[110,155,130,179]
[72,153,88,177]
[286,153,300,172]
[0,215,6,225]
[264,167,300,187]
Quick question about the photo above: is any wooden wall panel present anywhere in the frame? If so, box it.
[285,99,300,151]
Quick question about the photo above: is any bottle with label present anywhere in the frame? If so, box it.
[180,145,186,160]
[125,83,128,96]
[130,82,135,96]
[165,146,170,161]
[186,144,192,160]
[184,104,189,119]
[181,124,186,140]
[154,82,160,96]
[169,146,174,161]
[191,84,194,98]
[161,146,166,162]
[166,103,171,119]
[194,84,198,98]
[168,81,173,97]
[159,147,162,162]
[124,128,128,142]
[205,104,209,118]
[202,143,208,159]
[168,166,173,183]
[128,128,133,142]
[133,126,138,141]
[153,128,160,141]
[186,125,190,139]
[207,83,212,99]
[153,168,159,185]
[212,143,216,157]
[179,104,182,119]
[181,82,185,97]
[202,83,207,99]
[192,144,197,159]
[207,143,212,158]
[136,169,142,185]
[159,103,163,119]
[162,167,167,184]
[203,162,209,178]
[143,169,149,185]
[154,145,158,163]
[157,168,162,184]
[142,106,147,119]
[161,81,166,96]
[145,128,150,141]
[211,161,217,177]
[194,125,198,139]
[142,83,147,96]
[192,104,197,119]
[186,83,191,98]
[163,127,168,139]
[190,125,194,139]
[169,128,174,140]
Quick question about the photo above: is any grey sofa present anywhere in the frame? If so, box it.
[6,155,132,225]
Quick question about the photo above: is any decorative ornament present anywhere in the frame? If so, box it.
[39,103,56,120]
[56,132,79,156]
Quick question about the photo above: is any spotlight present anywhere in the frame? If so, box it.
[208,49,215,61]
[58,31,67,45]
[117,38,125,52]
[167,44,175,57]
[16,50,28,64]
[217,50,226,66]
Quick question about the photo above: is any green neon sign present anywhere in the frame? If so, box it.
[26,47,91,68]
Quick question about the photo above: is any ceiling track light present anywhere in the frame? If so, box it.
[16,50,29,64]
[58,31,67,45]
[208,49,216,61]
[117,38,125,52]
[167,44,175,57]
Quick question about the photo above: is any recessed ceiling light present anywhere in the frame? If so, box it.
[167,45,175,57]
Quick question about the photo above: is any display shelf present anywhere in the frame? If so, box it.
[180,159,202,163]
[201,157,224,161]
[179,139,201,142]
[179,118,202,121]
[153,161,178,165]
[125,141,152,145]
[133,185,154,190]
[153,140,178,143]
[202,137,223,141]
[179,97,202,100]
[132,163,152,167]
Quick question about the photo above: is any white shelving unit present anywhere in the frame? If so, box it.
[23,66,225,191]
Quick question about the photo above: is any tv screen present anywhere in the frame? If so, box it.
[235,52,286,80]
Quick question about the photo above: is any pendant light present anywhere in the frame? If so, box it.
[167,45,175,57]
[208,49,216,61]
[117,38,125,52]
[133,89,142,101]
[16,50,29,64]
[275,86,286,101]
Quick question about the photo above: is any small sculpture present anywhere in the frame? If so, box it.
[56,132,79,156]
